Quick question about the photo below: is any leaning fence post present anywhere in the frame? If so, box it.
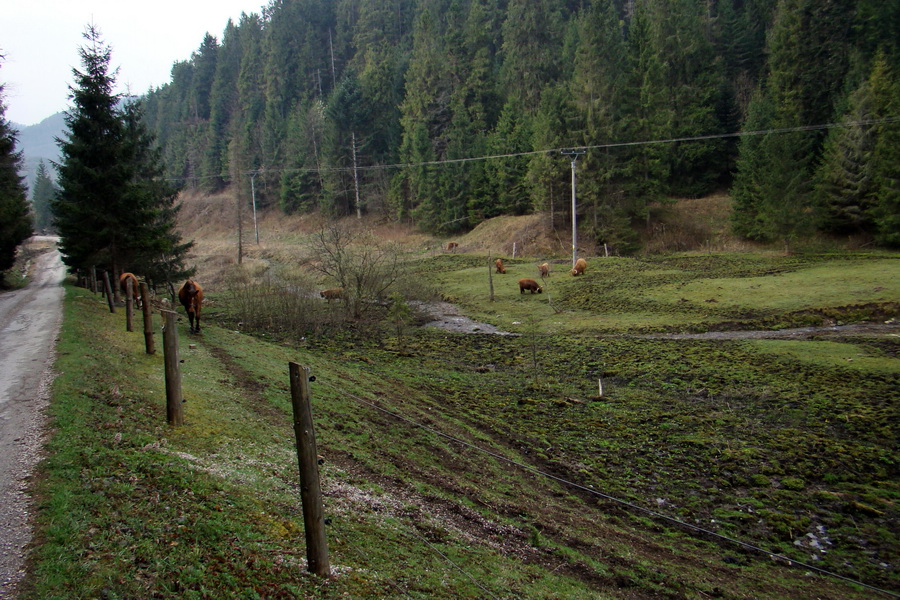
[161,310,183,426]
[141,282,155,354]
[102,271,115,313]
[289,362,330,577]
[125,278,134,332]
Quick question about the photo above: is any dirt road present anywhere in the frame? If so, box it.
[0,239,66,599]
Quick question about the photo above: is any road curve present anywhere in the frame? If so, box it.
[0,239,66,599]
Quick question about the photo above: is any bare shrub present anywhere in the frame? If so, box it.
[225,267,339,338]
[308,221,404,320]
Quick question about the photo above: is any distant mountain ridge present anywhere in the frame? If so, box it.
[13,112,64,194]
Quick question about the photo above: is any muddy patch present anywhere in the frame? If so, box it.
[410,301,515,335]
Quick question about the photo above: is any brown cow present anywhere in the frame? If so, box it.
[571,258,587,276]
[538,263,550,278]
[518,278,543,294]
[495,258,506,274]
[178,280,204,333]
[119,272,140,307]
[446,241,459,252]
[320,288,344,302]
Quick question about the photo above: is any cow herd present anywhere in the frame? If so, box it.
[115,250,585,334]
[117,272,204,334]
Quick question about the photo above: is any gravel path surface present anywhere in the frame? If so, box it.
[0,240,65,600]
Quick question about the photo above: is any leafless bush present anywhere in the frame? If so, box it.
[225,268,340,337]
[308,221,404,319]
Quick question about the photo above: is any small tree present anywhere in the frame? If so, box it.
[30,160,57,234]
[386,292,413,353]
[309,221,402,320]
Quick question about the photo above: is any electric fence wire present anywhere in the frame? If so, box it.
[326,517,417,599]
[401,526,503,600]
[163,114,900,183]
[316,380,900,599]
[227,379,495,597]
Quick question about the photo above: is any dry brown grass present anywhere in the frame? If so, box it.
[175,187,757,289]
[641,193,756,253]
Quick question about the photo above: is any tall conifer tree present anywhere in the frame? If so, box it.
[53,25,193,281]
[0,67,32,274]
[30,160,57,233]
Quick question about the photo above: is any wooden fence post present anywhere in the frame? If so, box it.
[125,278,134,332]
[91,267,98,294]
[488,256,495,302]
[102,271,115,313]
[141,282,155,354]
[161,310,183,426]
[289,362,330,577]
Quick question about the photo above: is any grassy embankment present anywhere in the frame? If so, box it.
[20,247,899,599]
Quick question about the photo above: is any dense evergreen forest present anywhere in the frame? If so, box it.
[142,0,899,252]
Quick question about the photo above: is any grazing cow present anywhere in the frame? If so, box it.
[518,278,543,294]
[119,272,140,307]
[446,241,459,252]
[538,263,550,278]
[495,258,506,274]
[178,280,204,333]
[571,258,587,276]
[320,288,344,302]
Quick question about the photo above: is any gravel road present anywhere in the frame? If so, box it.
[0,239,66,600]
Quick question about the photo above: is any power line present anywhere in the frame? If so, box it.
[318,381,900,599]
[162,116,900,184]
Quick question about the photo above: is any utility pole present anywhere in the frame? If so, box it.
[561,149,586,268]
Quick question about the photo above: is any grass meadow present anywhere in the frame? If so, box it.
[19,246,899,600]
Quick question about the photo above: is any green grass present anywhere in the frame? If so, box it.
[428,253,900,333]
[21,250,900,600]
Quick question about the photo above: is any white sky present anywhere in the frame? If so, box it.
[1,1,265,126]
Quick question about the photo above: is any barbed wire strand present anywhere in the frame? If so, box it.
[316,380,900,599]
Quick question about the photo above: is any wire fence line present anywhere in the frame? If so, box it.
[314,379,900,599]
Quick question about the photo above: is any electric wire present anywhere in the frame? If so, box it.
[316,380,900,599]
[162,115,900,183]
[401,527,503,600]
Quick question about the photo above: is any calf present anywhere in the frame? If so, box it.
[538,263,550,278]
[446,241,459,252]
[495,258,506,274]
[518,278,543,294]
[178,280,204,333]
[320,288,344,302]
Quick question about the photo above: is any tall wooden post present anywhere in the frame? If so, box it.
[289,362,330,577]
[102,272,115,313]
[141,282,155,354]
[91,267,98,294]
[125,278,134,332]
[161,310,183,426]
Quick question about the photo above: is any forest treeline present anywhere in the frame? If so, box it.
[142,0,899,252]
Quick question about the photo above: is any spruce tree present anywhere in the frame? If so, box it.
[53,25,194,282]
[0,70,32,274]
[53,25,130,274]
[30,160,57,233]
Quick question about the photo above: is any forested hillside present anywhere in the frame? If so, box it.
[142,0,899,252]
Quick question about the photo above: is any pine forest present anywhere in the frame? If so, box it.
[140,0,900,252]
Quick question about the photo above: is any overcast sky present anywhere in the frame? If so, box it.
[1,1,265,127]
